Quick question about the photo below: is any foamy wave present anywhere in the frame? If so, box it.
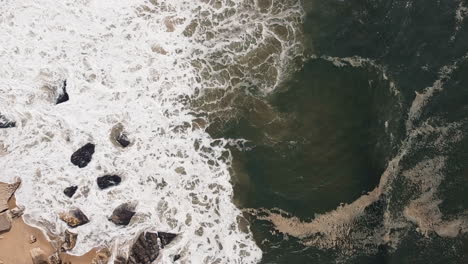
[187,0,305,95]
[0,0,304,262]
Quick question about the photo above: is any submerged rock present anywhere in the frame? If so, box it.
[91,248,111,264]
[0,212,11,233]
[10,205,25,218]
[109,203,136,226]
[97,175,121,190]
[56,80,69,104]
[0,180,21,213]
[0,115,15,129]
[110,123,131,148]
[30,248,48,264]
[59,209,89,228]
[61,230,78,251]
[63,186,78,198]
[48,253,62,264]
[70,143,95,168]
[158,232,177,248]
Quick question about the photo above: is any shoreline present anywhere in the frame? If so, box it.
[0,178,182,264]
[0,187,100,264]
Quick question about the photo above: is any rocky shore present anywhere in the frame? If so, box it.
[0,180,98,264]
[0,180,178,264]
[1,111,179,263]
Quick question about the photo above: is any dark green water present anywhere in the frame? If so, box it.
[208,60,401,217]
[201,0,468,263]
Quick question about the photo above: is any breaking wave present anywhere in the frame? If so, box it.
[0,0,305,262]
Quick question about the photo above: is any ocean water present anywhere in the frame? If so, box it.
[201,0,468,263]
[1,0,468,263]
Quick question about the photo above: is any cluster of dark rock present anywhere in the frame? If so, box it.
[62,129,132,228]
[114,231,178,264]
[2,79,182,262]
[57,209,180,263]
[54,111,181,263]
[61,142,131,229]
[57,149,181,263]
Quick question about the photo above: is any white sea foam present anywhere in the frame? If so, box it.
[451,1,468,41]
[317,55,401,97]
[0,0,305,262]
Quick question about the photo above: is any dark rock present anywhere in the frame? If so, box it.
[109,203,136,226]
[116,133,131,148]
[122,231,178,264]
[0,114,15,129]
[70,143,95,168]
[63,186,78,198]
[97,175,121,190]
[59,209,89,228]
[158,232,177,248]
[56,80,69,104]
[62,230,78,251]
[110,123,131,148]
[127,232,160,264]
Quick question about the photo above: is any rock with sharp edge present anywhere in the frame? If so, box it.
[109,202,136,226]
[59,208,89,228]
[70,143,95,168]
[56,80,69,104]
[97,175,121,190]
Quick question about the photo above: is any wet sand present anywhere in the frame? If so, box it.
[0,196,98,264]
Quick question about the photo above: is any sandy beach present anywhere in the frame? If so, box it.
[0,189,99,264]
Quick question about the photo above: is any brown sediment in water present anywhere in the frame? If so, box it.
[0,195,99,264]
[245,117,468,253]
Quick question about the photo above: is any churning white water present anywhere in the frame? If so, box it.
[0,0,304,262]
